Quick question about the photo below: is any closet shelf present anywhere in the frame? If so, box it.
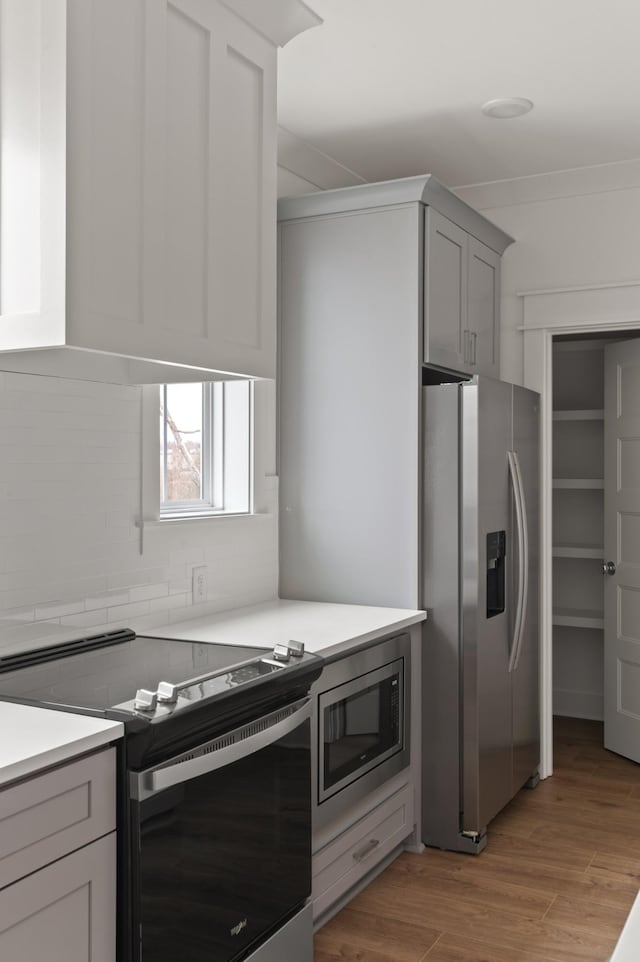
[553,478,604,489]
[553,544,605,559]
[553,608,604,630]
[553,409,604,421]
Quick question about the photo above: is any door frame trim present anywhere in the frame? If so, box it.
[520,280,640,779]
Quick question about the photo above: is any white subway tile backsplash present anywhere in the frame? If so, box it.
[0,372,278,654]
[129,612,173,632]
[60,610,111,629]
[0,606,36,624]
[34,600,86,621]
[0,621,89,655]
[148,592,189,613]
[168,578,191,595]
[108,510,134,528]
[108,611,170,634]
[107,600,151,623]
[85,589,131,611]
[171,547,205,566]
[107,567,169,590]
[129,583,169,603]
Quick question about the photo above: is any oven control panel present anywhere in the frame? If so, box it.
[131,640,311,716]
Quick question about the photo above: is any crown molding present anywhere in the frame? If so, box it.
[454,158,640,211]
[220,0,322,47]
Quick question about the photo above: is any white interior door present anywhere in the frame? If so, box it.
[604,338,640,762]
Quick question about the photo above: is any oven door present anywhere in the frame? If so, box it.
[130,697,311,962]
[318,658,403,804]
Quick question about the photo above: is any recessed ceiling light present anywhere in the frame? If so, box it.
[481,97,534,119]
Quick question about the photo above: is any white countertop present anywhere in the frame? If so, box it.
[0,703,123,788]
[0,600,423,788]
[147,599,426,659]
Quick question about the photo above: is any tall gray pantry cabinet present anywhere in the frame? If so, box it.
[278,175,513,609]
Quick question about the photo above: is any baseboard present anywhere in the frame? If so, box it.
[553,688,603,721]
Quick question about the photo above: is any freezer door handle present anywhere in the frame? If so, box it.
[508,450,529,673]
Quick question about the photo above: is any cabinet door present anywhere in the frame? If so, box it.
[0,747,116,890]
[468,236,501,378]
[424,208,468,372]
[0,833,116,962]
[67,0,277,379]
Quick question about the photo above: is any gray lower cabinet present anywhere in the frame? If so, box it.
[0,833,116,961]
[0,748,116,889]
[312,781,413,923]
[0,748,117,961]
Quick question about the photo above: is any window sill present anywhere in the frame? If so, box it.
[136,512,273,529]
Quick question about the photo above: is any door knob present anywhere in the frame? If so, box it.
[603,561,616,576]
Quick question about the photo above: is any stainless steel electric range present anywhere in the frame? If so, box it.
[0,628,323,962]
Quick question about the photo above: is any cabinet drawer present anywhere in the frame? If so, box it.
[0,832,116,961]
[312,783,414,920]
[0,748,116,890]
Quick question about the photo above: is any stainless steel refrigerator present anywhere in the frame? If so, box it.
[422,376,539,854]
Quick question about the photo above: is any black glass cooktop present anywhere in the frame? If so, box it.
[0,629,267,714]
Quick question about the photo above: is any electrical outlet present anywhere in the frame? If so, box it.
[192,565,208,604]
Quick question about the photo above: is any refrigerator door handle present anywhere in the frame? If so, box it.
[507,451,529,673]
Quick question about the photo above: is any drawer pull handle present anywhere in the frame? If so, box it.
[353,838,380,862]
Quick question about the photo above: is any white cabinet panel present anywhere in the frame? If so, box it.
[66,0,277,378]
[0,0,314,382]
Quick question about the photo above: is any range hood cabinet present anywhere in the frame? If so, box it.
[0,0,320,384]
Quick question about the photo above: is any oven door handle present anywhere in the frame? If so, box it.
[133,697,312,800]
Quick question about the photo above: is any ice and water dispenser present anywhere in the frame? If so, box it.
[486,530,506,618]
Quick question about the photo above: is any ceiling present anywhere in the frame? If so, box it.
[277,0,640,188]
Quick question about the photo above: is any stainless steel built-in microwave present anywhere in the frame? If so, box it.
[312,633,411,830]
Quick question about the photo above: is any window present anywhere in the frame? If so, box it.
[159,380,252,518]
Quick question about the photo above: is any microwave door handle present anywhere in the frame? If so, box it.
[507,451,526,673]
[135,698,311,799]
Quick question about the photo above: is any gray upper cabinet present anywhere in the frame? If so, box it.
[467,236,501,379]
[424,208,468,372]
[424,208,503,377]
[279,175,512,386]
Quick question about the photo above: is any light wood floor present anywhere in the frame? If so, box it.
[315,717,640,962]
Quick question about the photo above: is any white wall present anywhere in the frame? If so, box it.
[0,372,278,656]
[455,160,640,383]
